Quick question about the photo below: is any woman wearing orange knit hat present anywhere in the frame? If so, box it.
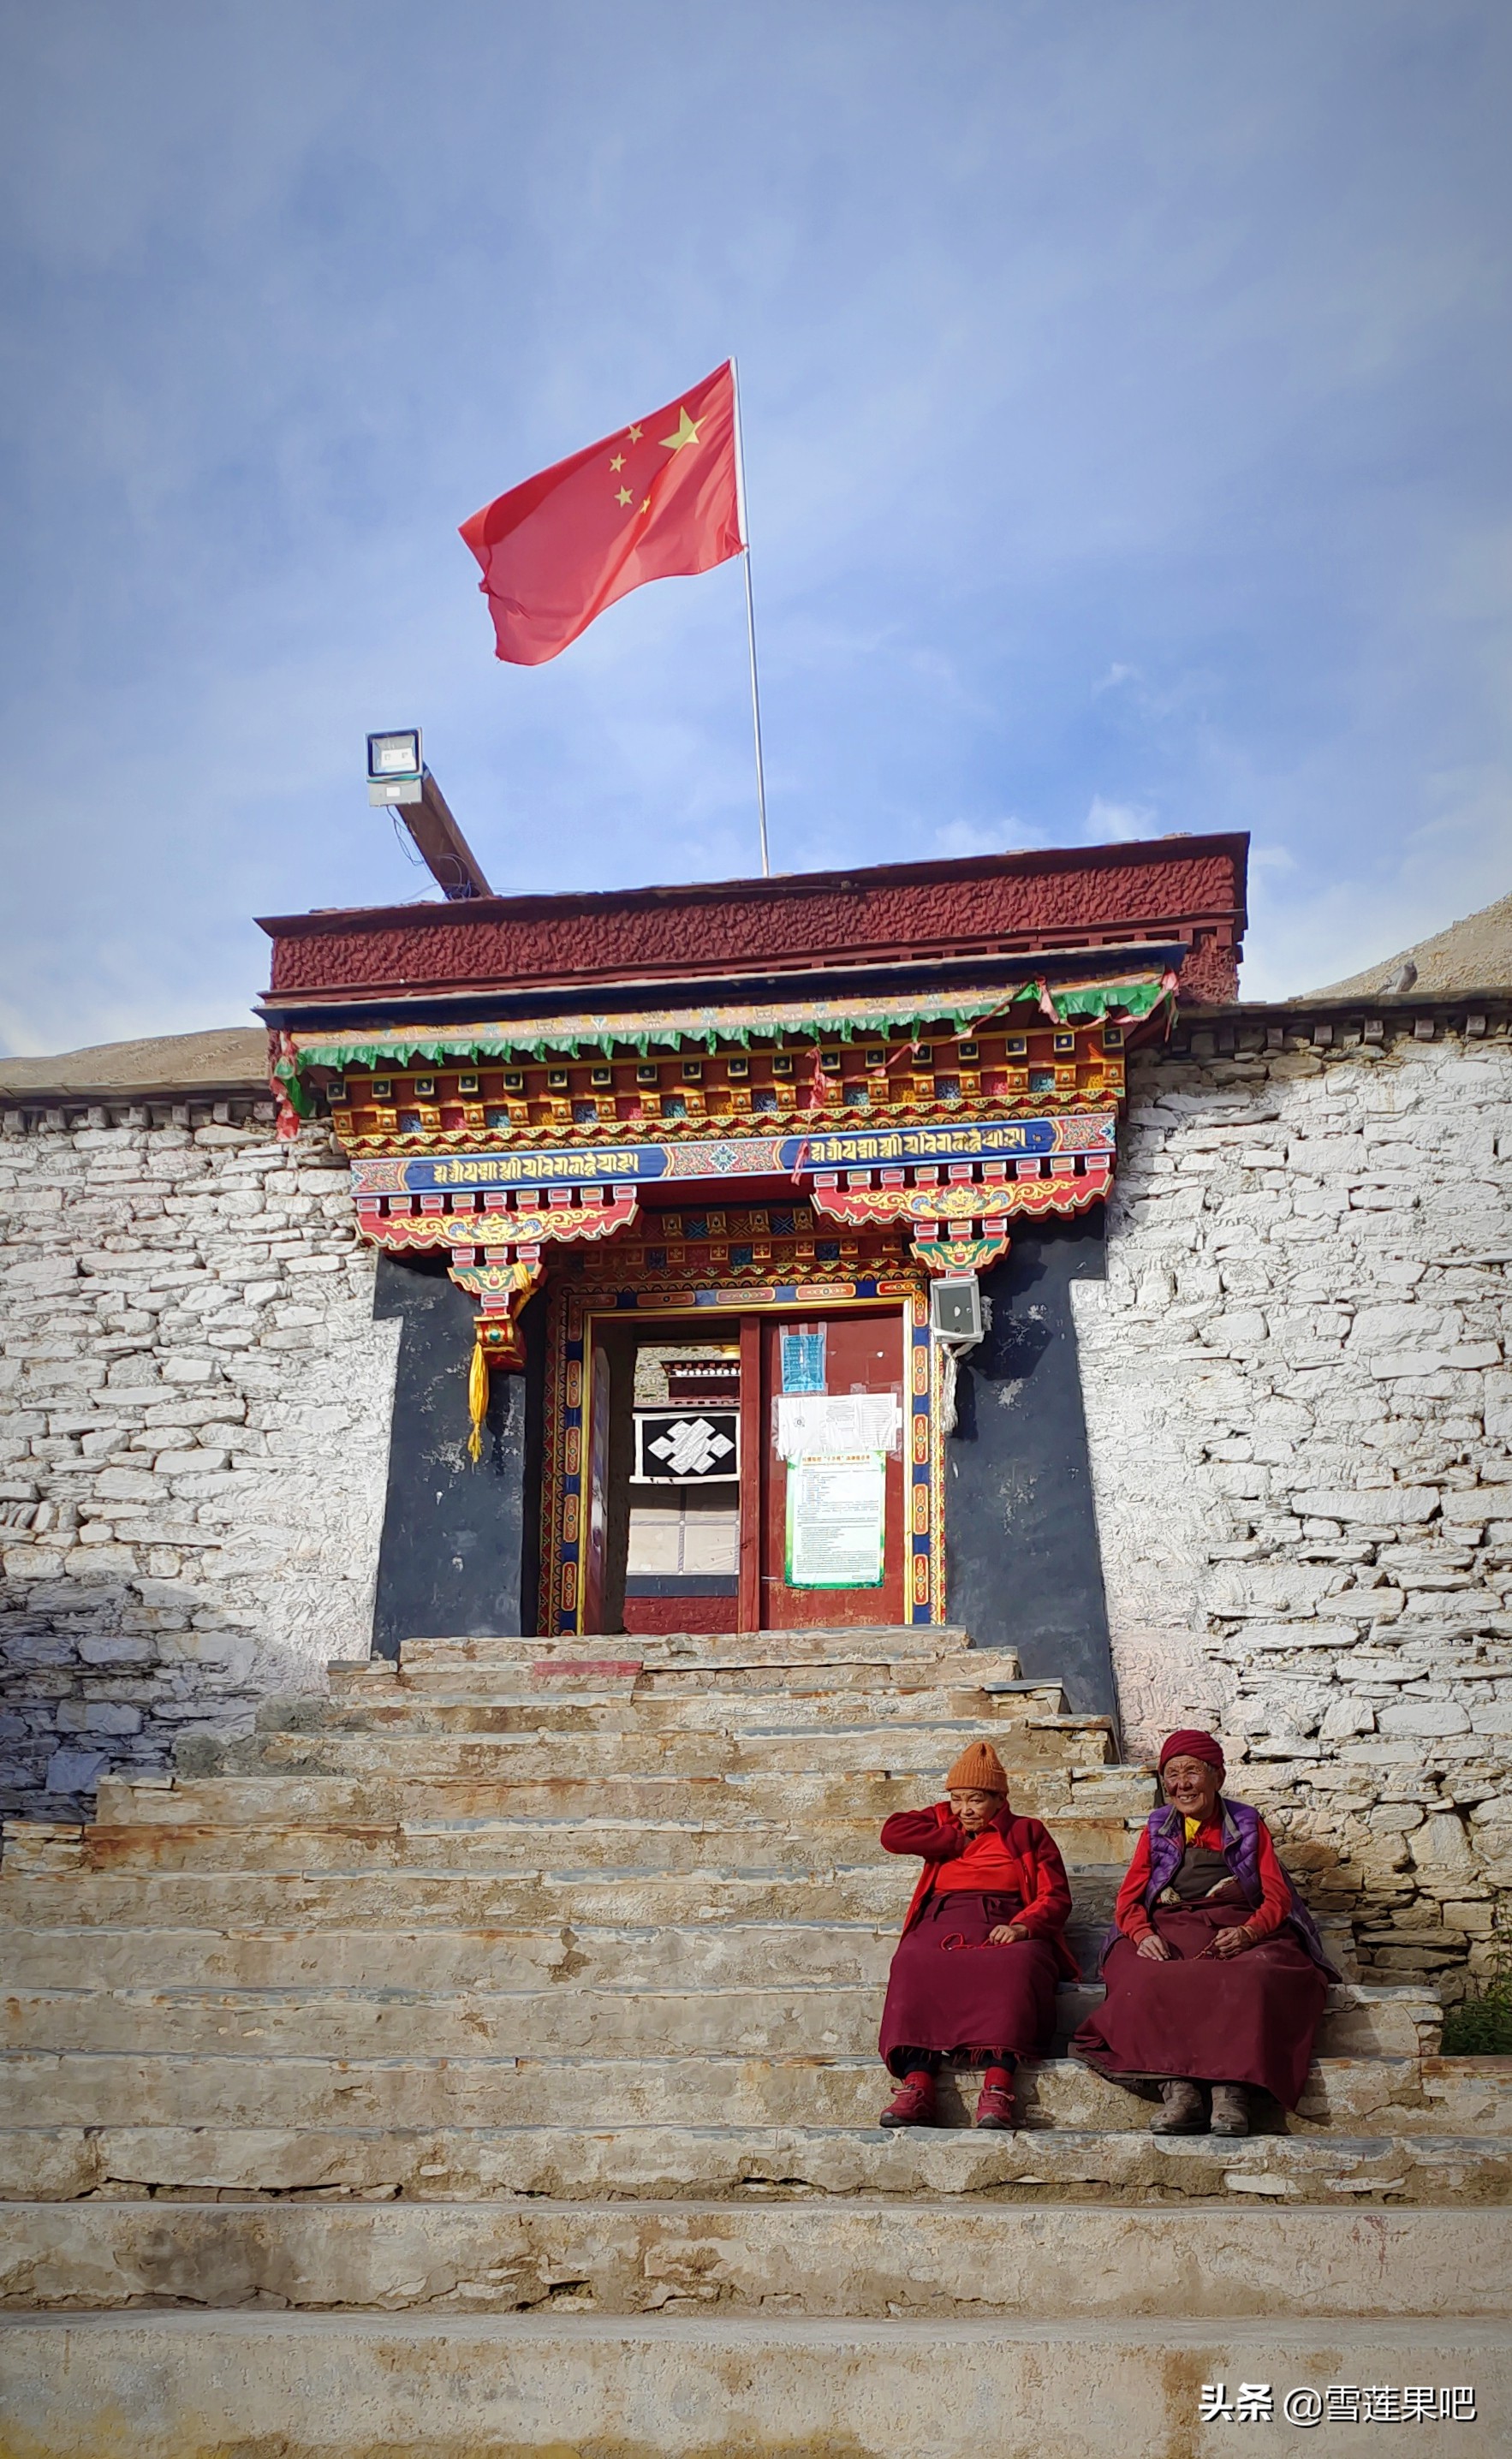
[875,1737,1079,2129]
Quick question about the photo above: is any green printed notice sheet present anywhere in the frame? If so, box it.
[784,1453,886,1588]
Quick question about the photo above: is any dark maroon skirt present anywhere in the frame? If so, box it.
[1069,1901,1330,2110]
[878,1890,1062,2076]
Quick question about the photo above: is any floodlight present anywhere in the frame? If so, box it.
[367,729,423,805]
[366,727,494,900]
[929,1276,984,1344]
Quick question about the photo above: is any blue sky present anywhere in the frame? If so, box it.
[2,0,1509,1051]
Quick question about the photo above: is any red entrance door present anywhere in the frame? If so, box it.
[752,1308,907,1628]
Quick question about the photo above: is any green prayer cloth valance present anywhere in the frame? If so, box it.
[286,973,1171,1075]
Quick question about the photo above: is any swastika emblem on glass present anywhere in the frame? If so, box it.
[634,1409,741,1484]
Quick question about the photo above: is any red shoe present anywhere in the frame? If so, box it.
[974,2081,1017,2130]
[879,2074,938,2128]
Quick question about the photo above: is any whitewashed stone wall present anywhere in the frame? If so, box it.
[1078,1022,1512,1991]
[0,1105,397,1822]
[6,1027,1510,1993]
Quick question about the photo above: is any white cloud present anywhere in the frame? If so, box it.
[0,997,47,1059]
[1235,752,1512,998]
[1084,795,1158,844]
[2,6,1509,1043]
[932,817,1031,859]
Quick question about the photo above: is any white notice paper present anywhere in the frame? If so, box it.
[785,1453,887,1588]
[775,1393,900,1463]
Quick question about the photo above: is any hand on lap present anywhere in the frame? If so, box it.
[1211,1924,1254,1958]
[1136,1932,1174,1961]
[987,1921,1027,1944]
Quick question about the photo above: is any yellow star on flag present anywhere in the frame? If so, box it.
[616,487,634,507]
[627,424,643,442]
[610,453,625,472]
[659,406,704,452]
[640,496,651,513]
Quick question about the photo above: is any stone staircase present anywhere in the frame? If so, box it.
[1,1623,1507,2456]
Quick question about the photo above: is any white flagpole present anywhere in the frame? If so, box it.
[729,358,771,879]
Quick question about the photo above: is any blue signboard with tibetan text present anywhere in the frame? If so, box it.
[350,1114,1116,1200]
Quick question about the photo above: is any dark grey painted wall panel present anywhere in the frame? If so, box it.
[944,1212,1117,1726]
[371,1253,543,1657]
[367,1230,1114,1708]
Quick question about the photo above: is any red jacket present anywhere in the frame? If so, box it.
[880,1801,1080,1980]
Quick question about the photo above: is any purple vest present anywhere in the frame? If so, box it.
[1113,1796,1337,1974]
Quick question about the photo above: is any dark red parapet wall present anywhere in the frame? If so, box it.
[259,833,1247,1007]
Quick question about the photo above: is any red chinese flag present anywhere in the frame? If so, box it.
[460,362,744,666]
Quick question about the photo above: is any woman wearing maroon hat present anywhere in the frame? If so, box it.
[874,1739,1080,2130]
[1069,1730,1337,2135]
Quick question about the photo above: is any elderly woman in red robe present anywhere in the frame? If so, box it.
[1069,1730,1337,2136]
[876,1739,1079,2129]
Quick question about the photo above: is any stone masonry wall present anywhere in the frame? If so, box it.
[6,1024,1511,1998]
[0,1104,398,1824]
[1076,1021,1512,1995]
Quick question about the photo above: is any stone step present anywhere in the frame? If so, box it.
[401,1624,985,1667]
[98,1766,1158,1829]
[1299,1984,1440,2060]
[0,1920,962,1995]
[0,2051,1491,2138]
[3,1850,1353,1980]
[211,1724,1122,1783]
[0,1977,1435,2065]
[0,1982,899,2062]
[0,1904,1364,2009]
[0,1863,1126,1935]
[9,1809,1181,1877]
[4,2198,1509,2319]
[336,1645,1036,1682]
[270,1688,1092,1741]
[0,1918,1130,1997]
[338,1657,1046,1705]
[5,2313,1505,2459]
[0,1867,1350,1944]
[8,2117,1508,2208]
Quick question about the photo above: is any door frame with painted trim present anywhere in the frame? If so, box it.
[543,1271,944,1634]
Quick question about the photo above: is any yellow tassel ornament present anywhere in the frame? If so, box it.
[467,1337,489,1465]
